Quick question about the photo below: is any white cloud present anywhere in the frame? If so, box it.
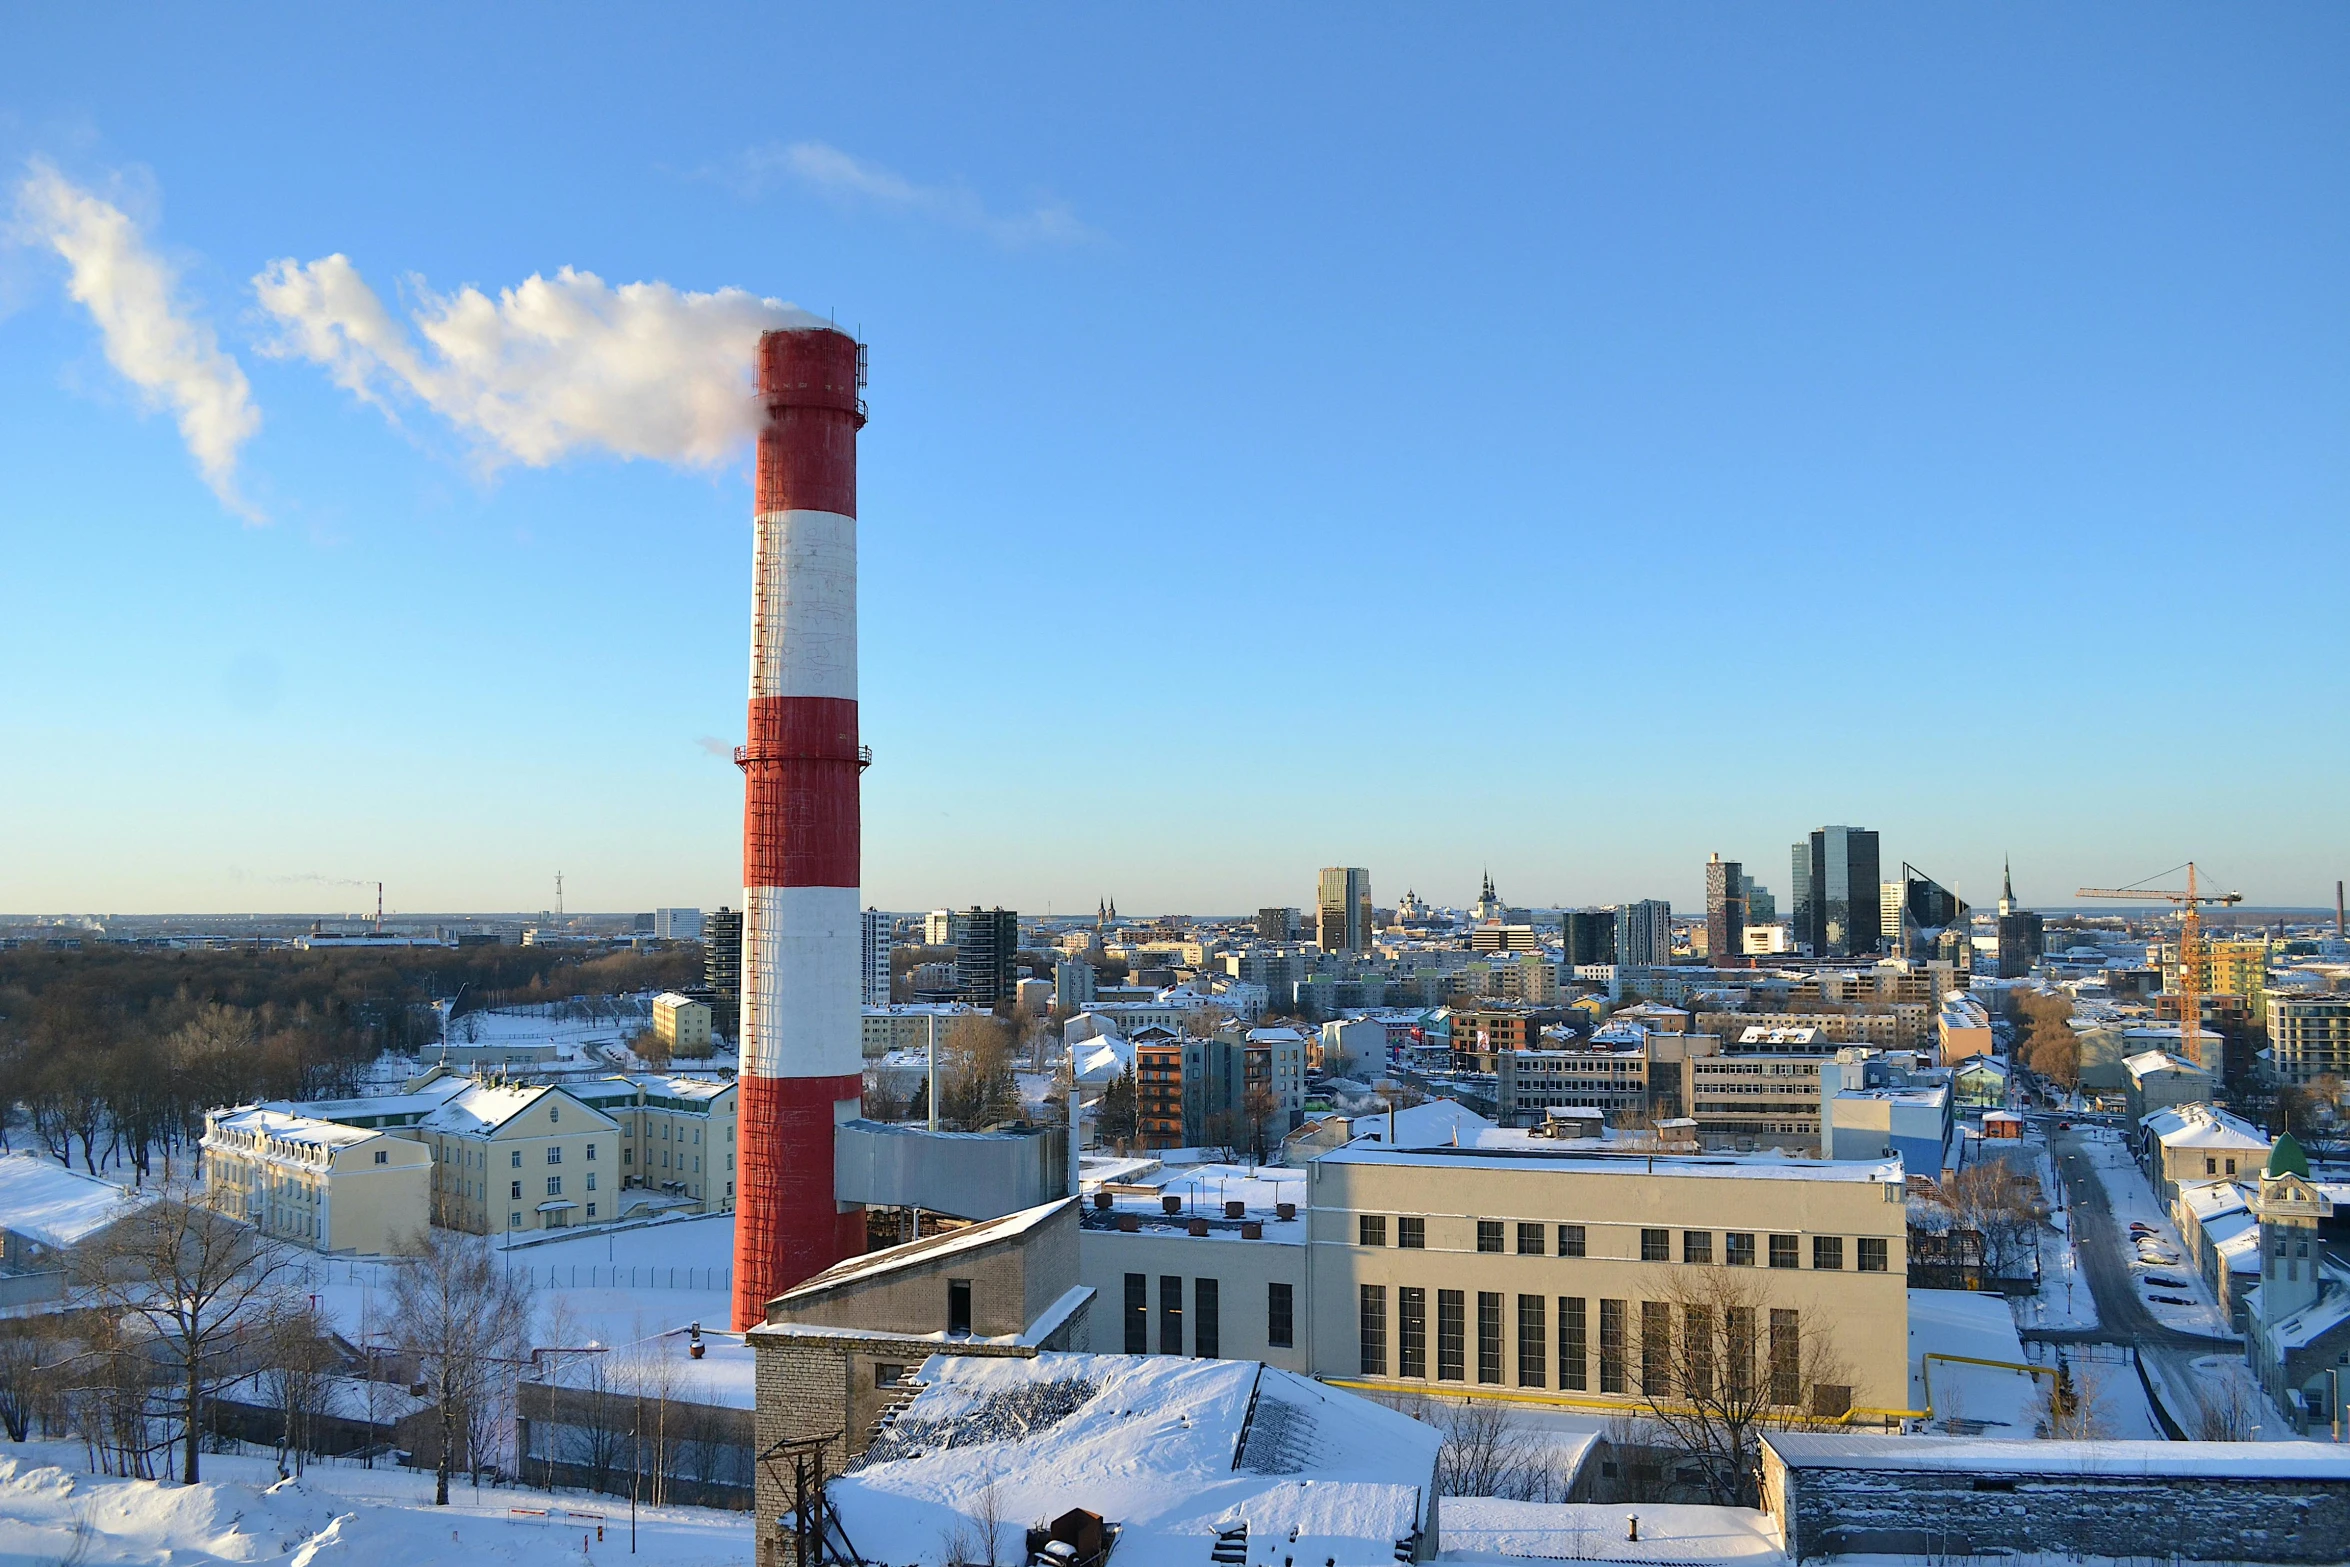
[742,140,1099,248]
[253,256,829,469]
[15,163,261,516]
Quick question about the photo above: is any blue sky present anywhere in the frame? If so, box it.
[2,7,2343,918]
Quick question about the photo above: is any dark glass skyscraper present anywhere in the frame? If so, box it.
[1790,826,1882,958]
[1705,854,1746,965]
[1562,909,1617,967]
[955,906,1020,1007]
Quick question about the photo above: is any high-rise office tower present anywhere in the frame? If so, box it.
[1739,873,1775,924]
[1789,826,1883,958]
[1257,907,1301,942]
[860,907,892,1007]
[703,906,743,1038]
[653,907,703,940]
[1562,909,1617,968]
[1705,855,1745,966]
[955,907,1020,1007]
[1617,899,1673,966]
[1317,868,1373,954]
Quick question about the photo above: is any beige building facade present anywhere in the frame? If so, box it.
[651,991,713,1057]
[1305,1145,1911,1421]
[412,1082,621,1234]
[572,1073,738,1213]
[201,1107,430,1255]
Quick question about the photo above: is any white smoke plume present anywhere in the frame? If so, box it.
[253,255,829,469]
[14,163,261,516]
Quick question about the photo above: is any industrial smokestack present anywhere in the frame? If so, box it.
[2337,879,2344,937]
[731,325,868,1331]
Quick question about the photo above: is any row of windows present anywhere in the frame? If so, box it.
[1356,1215,1886,1271]
[1359,1286,1835,1408]
[1121,1273,1292,1356]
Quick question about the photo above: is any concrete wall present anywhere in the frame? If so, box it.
[1766,1450,2350,1563]
[834,1120,1069,1223]
[1078,1227,1308,1370]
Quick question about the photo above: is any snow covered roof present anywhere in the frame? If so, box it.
[1765,1432,2350,1479]
[2272,1286,2350,1352]
[0,1155,159,1249]
[1341,1097,1495,1149]
[2140,1103,2270,1153]
[830,1352,1441,1567]
[209,1106,379,1151]
[2123,1049,2207,1082]
[1321,1143,1903,1185]
[2179,1180,2252,1223]
[417,1081,615,1136]
[770,1198,1073,1306]
[1440,1496,1779,1564]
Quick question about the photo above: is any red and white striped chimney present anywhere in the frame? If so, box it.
[731,326,868,1330]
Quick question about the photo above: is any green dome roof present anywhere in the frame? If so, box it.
[2266,1131,2310,1180]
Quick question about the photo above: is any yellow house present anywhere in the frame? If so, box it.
[570,1073,739,1214]
[652,991,714,1058]
[202,1107,431,1255]
[410,1082,621,1234]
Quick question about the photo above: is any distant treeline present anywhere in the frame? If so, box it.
[0,941,701,1177]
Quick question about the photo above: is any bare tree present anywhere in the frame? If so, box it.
[1939,1161,2047,1283]
[0,1317,57,1441]
[256,1302,339,1477]
[1627,1268,1857,1507]
[77,1178,297,1484]
[390,1229,531,1504]
[2194,1369,2255,1441]
[938,1016,1017,1130]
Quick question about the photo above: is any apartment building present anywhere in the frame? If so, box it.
[1136,1036,1194,1149]
[2138,1103,2272,1208]
[201,1106,430,1255]
[2266,993,2350,1086]
[652,991,713,1057]
[861,1002,978,1058]
[412,1082,621,1234]
[1310,1144,1910,1419]
[570,1073,739,1213]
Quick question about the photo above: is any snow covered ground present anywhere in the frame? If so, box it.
[280,1213,737,1357]
[0,1443,748,1567]
[1439,1498,1784,1564]
[2010,1140,2097,1332]
[2075,1128,2234,1337]
[2140,1352,2303,1443]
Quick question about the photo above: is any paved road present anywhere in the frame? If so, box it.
[2023,1121,2234,1353]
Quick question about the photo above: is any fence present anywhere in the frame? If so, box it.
[511,1264,731,1292]
[287,1260,731,1292]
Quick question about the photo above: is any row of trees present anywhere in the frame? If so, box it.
[0,943,699,1177]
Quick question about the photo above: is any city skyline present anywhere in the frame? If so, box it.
[3,9,2344,916]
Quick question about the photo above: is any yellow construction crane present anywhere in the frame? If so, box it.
[2075,863,2243,1070]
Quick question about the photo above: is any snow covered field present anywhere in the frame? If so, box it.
[0,1443,748,1567]
[2075,1128,2234,1337]
[277,1213,737,1358]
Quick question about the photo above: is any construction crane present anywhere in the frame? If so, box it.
[2075,863,2243,1069]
